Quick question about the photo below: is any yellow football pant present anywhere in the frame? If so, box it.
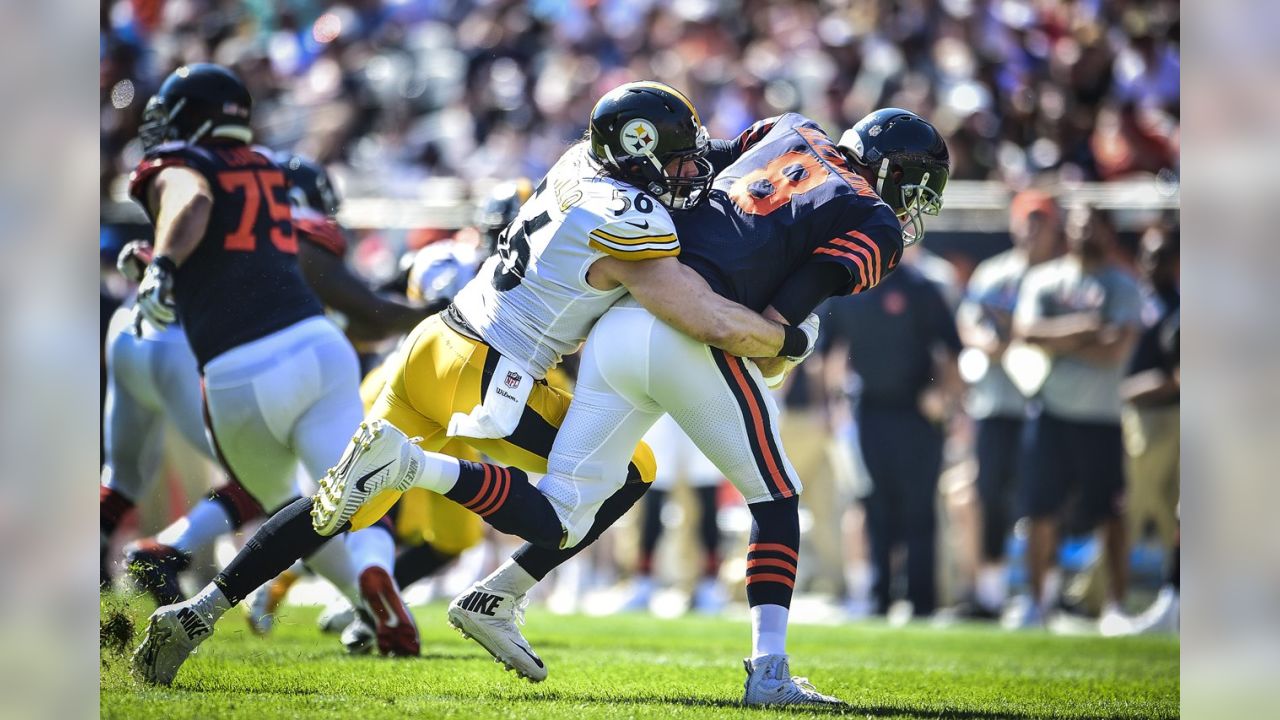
[349,314,656,532]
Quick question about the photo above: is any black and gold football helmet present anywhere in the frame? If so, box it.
[588,81,713,211]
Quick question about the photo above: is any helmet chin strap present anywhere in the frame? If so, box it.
[876,158,891,197]
[640,148,670,198]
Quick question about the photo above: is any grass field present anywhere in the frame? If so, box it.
[101,594,1179,719]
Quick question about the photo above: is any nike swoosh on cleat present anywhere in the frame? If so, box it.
[625,220,650,229]
[512,641,544,668]
[354,461,395,493]
[376,591,400,628]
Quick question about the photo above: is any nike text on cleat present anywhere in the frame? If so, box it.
[358,566,419,656]
[742,654,845,707]
[448,583,547,682]
[456,590,503,616]
[311,420,425,536]
[131,603,213,686]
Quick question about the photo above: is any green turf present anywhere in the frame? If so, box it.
[101,594,1178,719]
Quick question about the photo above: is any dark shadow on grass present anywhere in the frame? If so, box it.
[150,681,1175,720]
[489,688,1175,720]
[419,652,497,663]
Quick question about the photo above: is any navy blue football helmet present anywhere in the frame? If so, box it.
[838,108,950,245]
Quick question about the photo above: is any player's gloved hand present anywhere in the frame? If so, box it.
[765,313,822,387]
[788,312,821,362]
[116,240,154,283]
[135,256,178,333]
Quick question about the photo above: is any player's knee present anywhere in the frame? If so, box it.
[747,495,801,533]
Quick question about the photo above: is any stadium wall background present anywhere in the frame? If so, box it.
[101,177,1179,275]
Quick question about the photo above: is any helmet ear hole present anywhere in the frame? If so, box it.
[892,167,905,184]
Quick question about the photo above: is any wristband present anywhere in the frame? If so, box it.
[778,324,808,358]
[153,254,179,274]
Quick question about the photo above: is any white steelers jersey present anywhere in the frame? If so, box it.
[451,142,679,378]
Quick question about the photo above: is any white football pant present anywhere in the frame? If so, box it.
[101,305,212,502]
[200,316,364,512]
[643,413,723,491]
[541,301,802,547]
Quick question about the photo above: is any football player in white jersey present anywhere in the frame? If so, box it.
[360,109,949,706]
[133,82,814,686]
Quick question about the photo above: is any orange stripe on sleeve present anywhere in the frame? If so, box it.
[846,230,883,286]
[828,236,876,285]
[813,247,868,293]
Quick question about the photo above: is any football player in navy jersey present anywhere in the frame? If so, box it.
[109,148,431,655]
[426,109,950,705]
[126,65,423,683]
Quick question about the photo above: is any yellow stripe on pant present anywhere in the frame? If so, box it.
[349,314,656,532]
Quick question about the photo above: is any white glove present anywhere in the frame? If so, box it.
[765,313,822,387]
[116,240,153,283]
[135,258,177,332]
[788,312,821,362]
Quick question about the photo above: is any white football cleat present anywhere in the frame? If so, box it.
[743,654,845,707]
[317,597,356,635]
[312,420,424,536]
[448,583,547,682]
[131,602,214,686]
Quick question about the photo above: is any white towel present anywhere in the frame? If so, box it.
[447,354,535,440]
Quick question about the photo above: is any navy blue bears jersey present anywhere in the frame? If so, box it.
[129,141,323,368]
[676,113,904,312]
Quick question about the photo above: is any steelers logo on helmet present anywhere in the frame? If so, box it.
[621,119,660,156]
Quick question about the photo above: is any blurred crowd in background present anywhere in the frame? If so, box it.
[101,0,1179,197]
[100,0,1179,633]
